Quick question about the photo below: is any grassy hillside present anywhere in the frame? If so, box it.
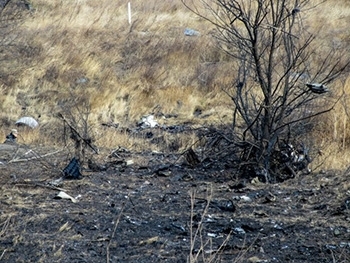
[1,0,350,170]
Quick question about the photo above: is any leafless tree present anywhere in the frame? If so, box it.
[182,0,350,182]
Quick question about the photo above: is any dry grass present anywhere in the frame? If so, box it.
[1,0,350,170]
[189,187,238,263]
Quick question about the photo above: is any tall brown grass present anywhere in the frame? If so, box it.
[1,0,350,170]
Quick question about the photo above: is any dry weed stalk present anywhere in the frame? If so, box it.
[0,249,7,261]
[0,216,11,237]
[188,186,262,263]
[330,247,350,263]
[106,202,125,263]
[8,149,62,163]
[189,187,210,263]
[0,216,11,260]
[189,186,232,263]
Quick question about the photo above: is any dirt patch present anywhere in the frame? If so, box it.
[0,146,349,263]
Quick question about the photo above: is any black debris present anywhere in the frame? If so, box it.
[63,157,82,179]
[306,83,329,94]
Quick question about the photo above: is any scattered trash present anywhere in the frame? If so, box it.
[233,227,246,235]
[75,77,89,84]
[48,177,64,187]
[63,157,82,179]
[126,159,134,166]
[138,115,158,128]
[273,223,284,230]
[212,199,236,212]
[55,191,78,203]
[279,142,312,175]
[15,116,39,128]
[184,28,200,36]
[240,195,252,202]
[325,244,337,250]
[339,242,350,248]
[306,83,329,94]
[125,216,144,226]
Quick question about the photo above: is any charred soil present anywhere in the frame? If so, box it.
[0,145,349,263]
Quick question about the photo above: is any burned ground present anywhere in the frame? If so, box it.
[0,144,349,263]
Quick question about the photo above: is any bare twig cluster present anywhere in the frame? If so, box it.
[182,0,350,182]
[58,99,99,165]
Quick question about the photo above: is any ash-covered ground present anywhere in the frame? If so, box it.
[0,144,349,263]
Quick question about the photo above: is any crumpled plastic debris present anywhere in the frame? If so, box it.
[55,191,78,203]
[184,28,200,36]
[63,157,82,179]
[138,115,158,128]
[15,116,39,128]
[306,83,329,94]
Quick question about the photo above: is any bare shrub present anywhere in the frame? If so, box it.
[182,0,350,182]
[57,96,99,165]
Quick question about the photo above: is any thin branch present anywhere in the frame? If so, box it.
[12,181,66,192]
[0,249,7,261]
[8,149,63,163]
[106,202,125,263]
[274,101,338,133]
[58,113,99,154]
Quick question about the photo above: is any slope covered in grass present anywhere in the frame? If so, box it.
[0,0,350,170]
